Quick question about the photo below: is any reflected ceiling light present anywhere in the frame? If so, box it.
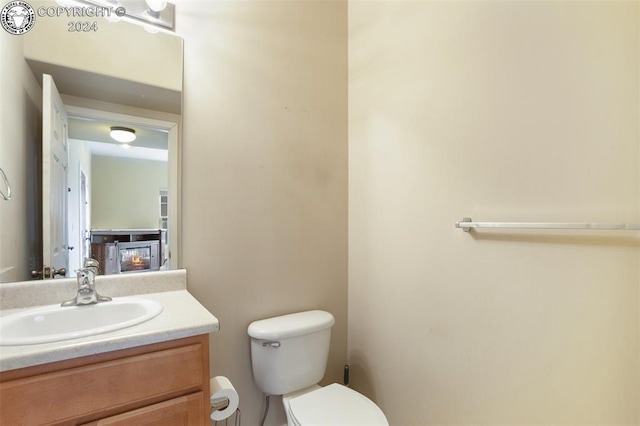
[110,126,136,143]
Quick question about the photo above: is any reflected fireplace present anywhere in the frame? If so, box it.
[90,229,165,275]
[119,242,158,273]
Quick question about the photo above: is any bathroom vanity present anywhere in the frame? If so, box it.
[0,270,219,426]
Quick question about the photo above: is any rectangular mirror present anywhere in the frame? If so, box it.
[0,1,182,283]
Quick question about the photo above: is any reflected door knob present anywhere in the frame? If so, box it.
[31,266,67,279]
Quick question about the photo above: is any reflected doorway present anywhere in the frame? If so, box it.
[65,104,179,276]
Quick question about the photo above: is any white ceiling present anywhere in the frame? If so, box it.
[69,117,169,150]
[68,117,169,161]
[83,141,168,162]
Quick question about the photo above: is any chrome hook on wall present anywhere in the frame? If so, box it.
[0,168,11,201]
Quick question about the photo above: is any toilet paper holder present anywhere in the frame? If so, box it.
[210,375,240,425]
[211,398,241,426]
[211,397,230,412]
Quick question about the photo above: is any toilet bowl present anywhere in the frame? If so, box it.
[248,310,388,426]
[283,384,387,426]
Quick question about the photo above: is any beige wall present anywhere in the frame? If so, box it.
[91,156,167,229]
[349,1,639,425]
[0,32,42,283]
[175,1,348,425]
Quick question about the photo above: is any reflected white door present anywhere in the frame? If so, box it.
[80,170,89,263]
[42,74,69,278]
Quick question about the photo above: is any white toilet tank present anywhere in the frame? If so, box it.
[248,310,335,396]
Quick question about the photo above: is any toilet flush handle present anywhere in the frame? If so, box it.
[262,340,281,348]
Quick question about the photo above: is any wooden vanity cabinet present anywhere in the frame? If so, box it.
[0,335,210,426]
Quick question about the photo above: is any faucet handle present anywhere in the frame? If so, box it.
[83,258,99,269]
[83,258,100,275]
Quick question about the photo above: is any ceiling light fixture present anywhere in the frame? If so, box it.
[110,126,136,143]
[145,0,168,18]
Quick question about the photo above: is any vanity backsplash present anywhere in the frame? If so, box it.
[0,269,187,310]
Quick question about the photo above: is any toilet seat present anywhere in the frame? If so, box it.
[285,383,388,426]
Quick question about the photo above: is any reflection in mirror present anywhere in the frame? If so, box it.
[65,106,176,277]
[0,2,182,283]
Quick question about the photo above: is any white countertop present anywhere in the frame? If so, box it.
[0,271,219,372]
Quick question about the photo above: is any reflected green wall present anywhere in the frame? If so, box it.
[91,156,167,230]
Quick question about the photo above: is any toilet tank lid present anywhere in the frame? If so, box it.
[248,310,335,340]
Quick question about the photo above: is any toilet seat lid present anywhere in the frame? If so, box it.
[289,383,388,426]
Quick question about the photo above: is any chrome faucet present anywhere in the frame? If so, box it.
[61,259,112,307]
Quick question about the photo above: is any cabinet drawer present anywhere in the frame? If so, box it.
[0,341,206,425]
[81,392,204,426]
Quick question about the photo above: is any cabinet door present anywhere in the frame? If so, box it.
[81,392,205,426]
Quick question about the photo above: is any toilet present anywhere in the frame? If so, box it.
[248,310,388,425]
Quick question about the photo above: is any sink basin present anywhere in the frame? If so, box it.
[0,297,163,346]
